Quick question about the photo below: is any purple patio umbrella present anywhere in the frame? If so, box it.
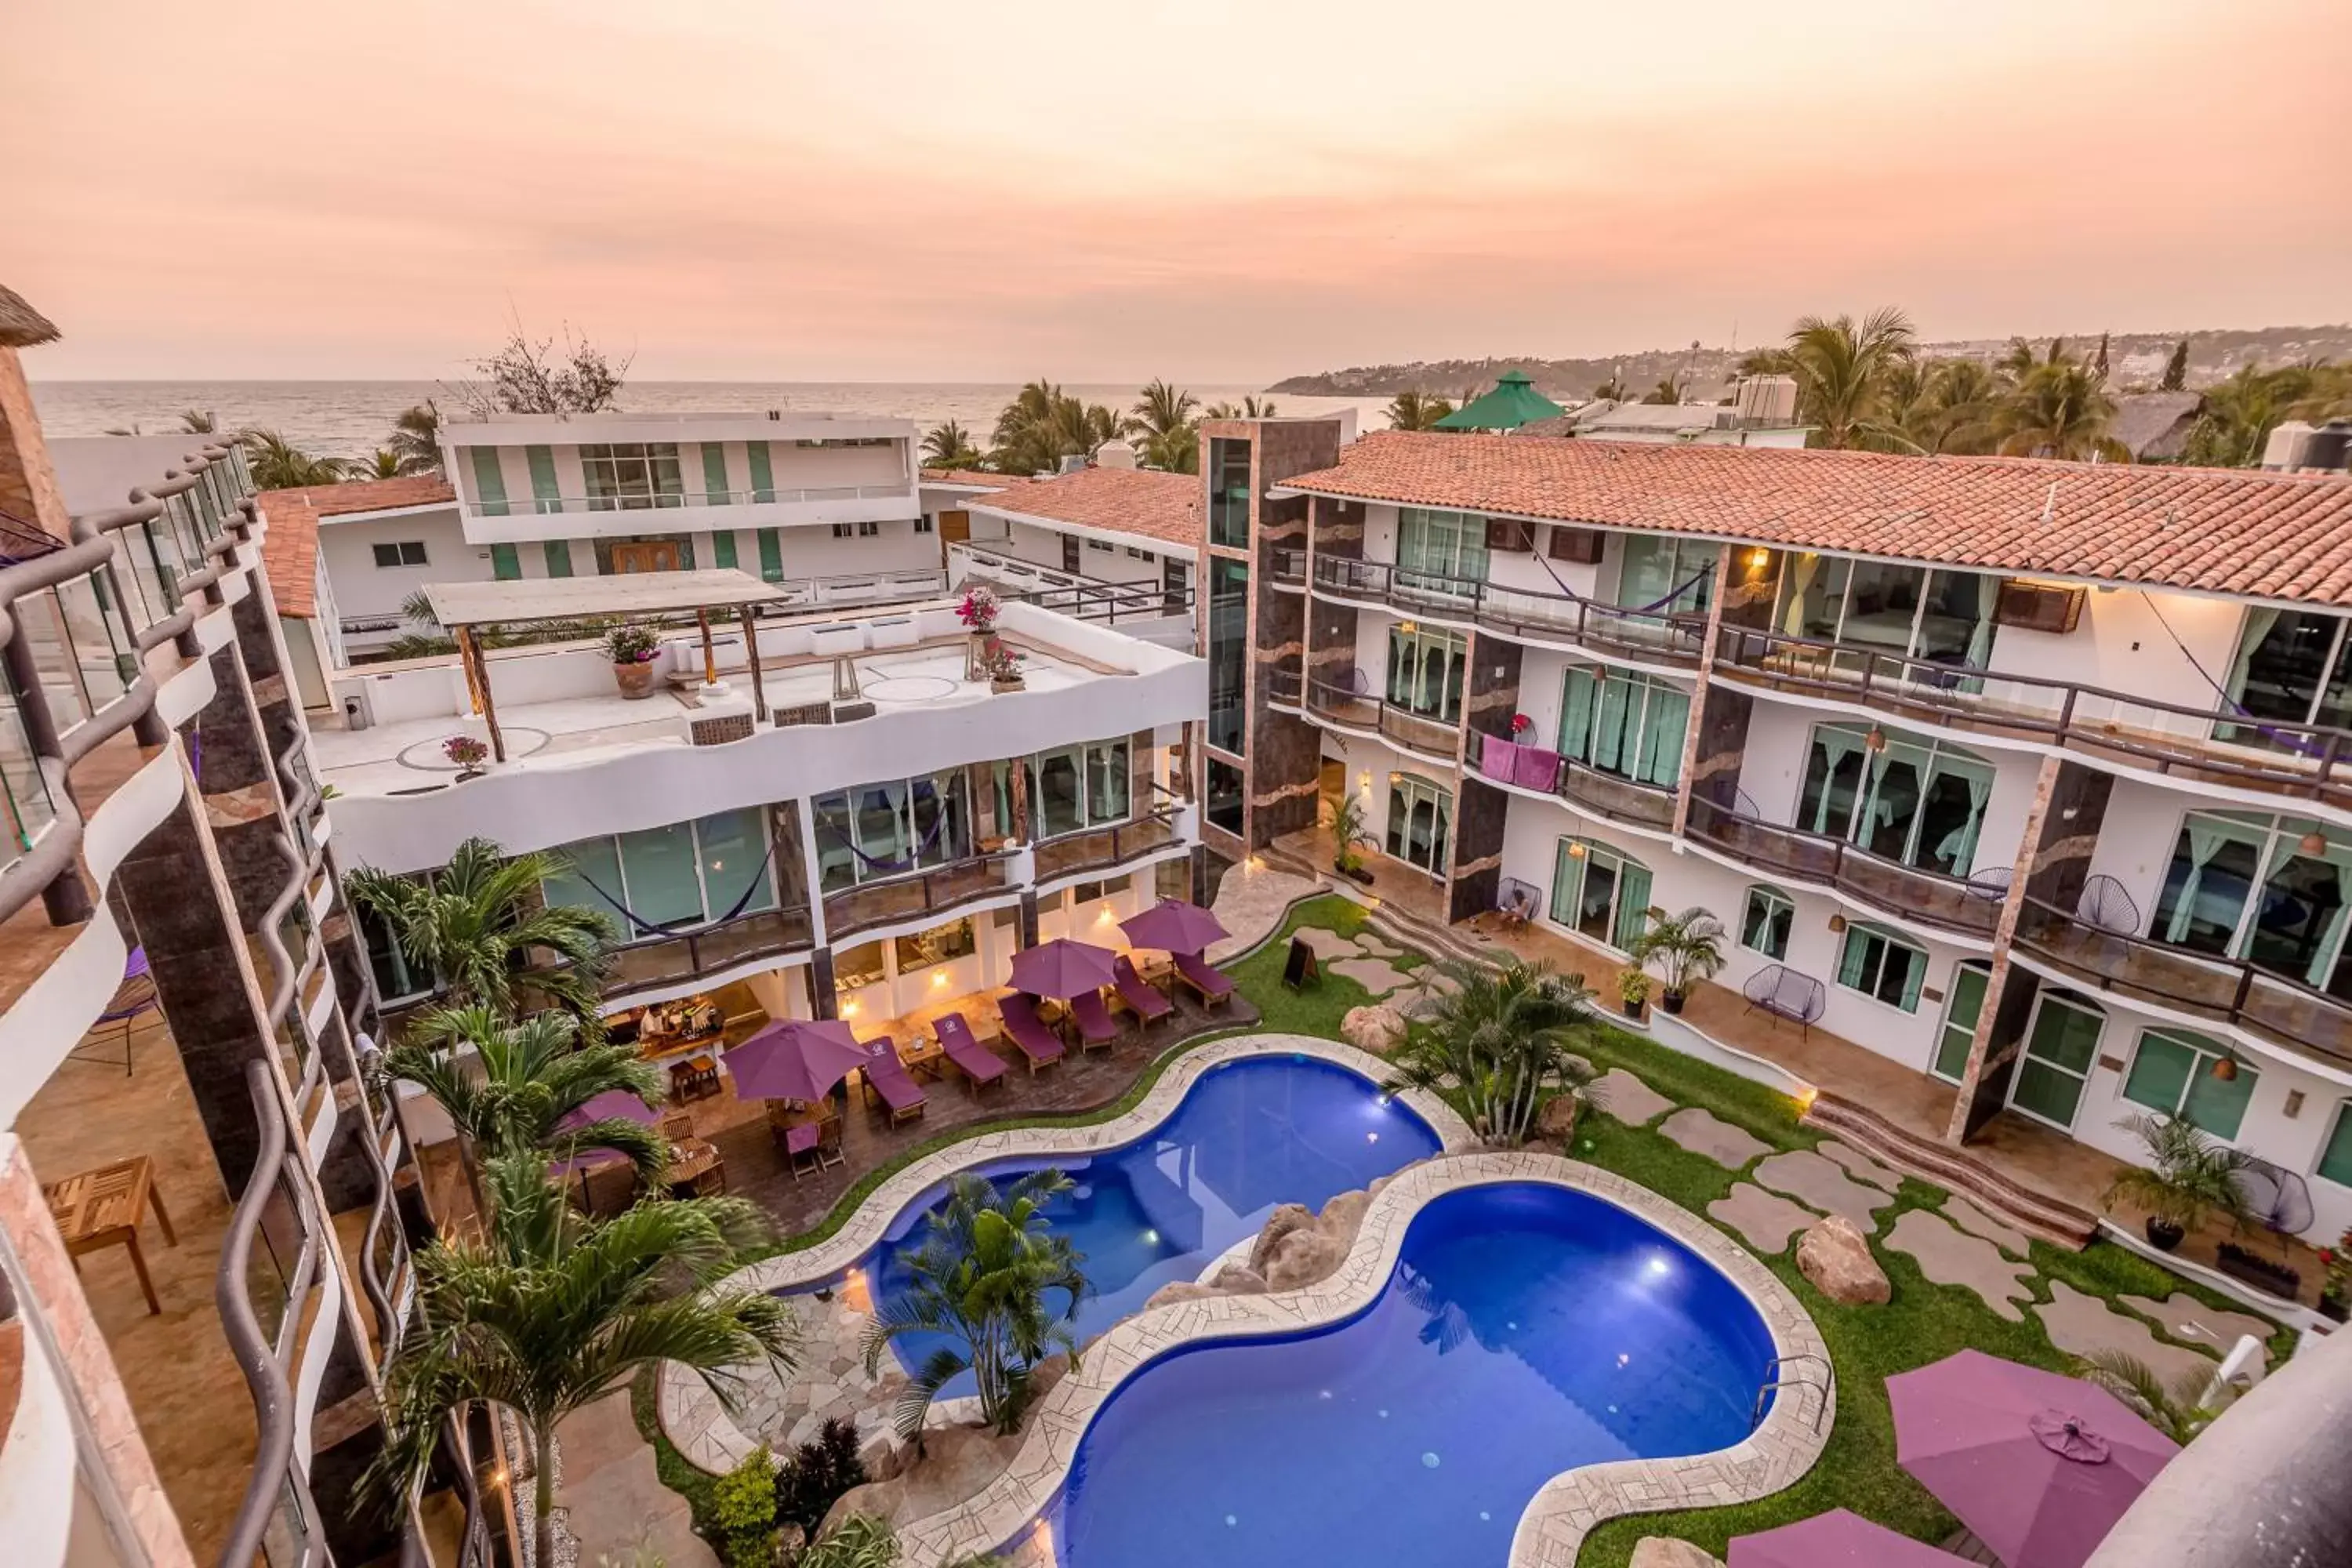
[1730,1509,1967,1568]
[1888,1348,2180,1568]
[556,1088,662,1131]
[1120,898,1229,956]
[1007,938,1120,1000]
[725,1018,869,1103]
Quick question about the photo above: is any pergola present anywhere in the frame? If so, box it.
[422,568,794,762]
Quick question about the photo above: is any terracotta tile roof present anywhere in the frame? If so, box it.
[1281,431,2352,608]
[254,474,455,618]
[967,466,1201,550]
[920,467,1029,489]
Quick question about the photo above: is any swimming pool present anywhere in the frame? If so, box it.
[1040,1183,1778,1568]
[850,1056,1441,1391]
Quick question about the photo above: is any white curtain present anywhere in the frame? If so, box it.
[1808,728,1866,833]
[1965,572,2001,670]
[1934,764,1996,872]
[2163,819,2235,944]
[1780,554,1820,637]
[2223,608,2281,707]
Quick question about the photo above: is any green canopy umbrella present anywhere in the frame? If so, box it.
[1432,368,1565,431]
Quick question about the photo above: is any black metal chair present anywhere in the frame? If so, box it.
[2233,1158,2316,1240]
[2076,873,2143,935]
[1495,877,1540,930]
[1743,965,1827,1040]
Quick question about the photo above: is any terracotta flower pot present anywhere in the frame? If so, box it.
[614,659,658,700]
[990,676,1025,694]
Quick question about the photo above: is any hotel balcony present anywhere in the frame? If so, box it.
[1683,794,2000,941]
[1033,806,1185,882]
[1711,623,2352,818]
[1307,555,1707,669]
[1465,734,1678,834]
[822,852,1024,942]
[1300,673,1461,762]
[1269,546,1307,589]
[2011,898,2352,1070]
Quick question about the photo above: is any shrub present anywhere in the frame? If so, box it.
[775,1417,868,1537]
[710,1443,779,1568]
[442,735,488,769]
[605,622,659,664]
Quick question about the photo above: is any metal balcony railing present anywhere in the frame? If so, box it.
[1468,735,1677,831]
[1033,809,1182,880]
[822,851,1018,941]
[1306,555,1707,666]
[1265,666,1304,708]
[1710,622,2352,811]
[467,481,913,517]
[524,905,817,1001]
[950,545,1195,623]
[1269,546,1306,586]
[2012,898,2352,1069]
[1683,794,2001,938]
[1302,675,1461,760]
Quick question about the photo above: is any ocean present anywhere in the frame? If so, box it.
[28,380,1394,459]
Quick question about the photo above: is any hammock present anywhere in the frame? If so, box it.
[1501,517,1714,618]
[815,782,958,873]
[2136,592,2328,758]
[570,836,786,940]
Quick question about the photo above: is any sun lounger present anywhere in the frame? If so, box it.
[859,1042,928,1123]
[935,1013,1007,1094]
[1112,955,1173,1025]
[1067,988,1120,1051]
[998,993,1066,1074]
[1174,950,1235,1007]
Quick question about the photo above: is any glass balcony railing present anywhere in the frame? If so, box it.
[1683,795,2001,938]
[1307,555,1707,666]
[1,696,54,858]
[1301,675,1461,760]
[1468,734,1677,832]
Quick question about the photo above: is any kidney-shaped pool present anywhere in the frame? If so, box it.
[1038,1183,1778,1568]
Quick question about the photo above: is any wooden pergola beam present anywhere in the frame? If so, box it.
[738,604,768,723]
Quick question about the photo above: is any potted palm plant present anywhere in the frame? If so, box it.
[1629,905,1725,1015]
[1617,967,1652,1021]
[1325,792,1375,884]
[2103,1111,2252,1252]
[605,622,660,699]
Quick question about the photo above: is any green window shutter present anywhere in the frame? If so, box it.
[1612,860,1653,950]
[747,443,776,503]
[470,448,510,517]
[525,445,561,514]
[757,528,783,583]
[1897,945,1925,1011]
[490,543,521,581]
[712,530,739,570]
[1559,668,1595,758]
[1838,930,1870,989]
[1549,840,1581,926]
[702,444,731,505]
[2318,1105,2352,1187]
[542,539,573,578]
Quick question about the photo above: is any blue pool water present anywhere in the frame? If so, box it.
[1041,1184,1777,1568]
[841,1057,1441,1395]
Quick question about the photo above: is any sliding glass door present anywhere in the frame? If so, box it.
[1385,772,1452,873]
[811,771,974,893]
[1548,838,1652,951]
[1616,535,1719,615]
[1559,666,1690,786]
[1777,554,1997,672]
[2151,810,2352,1000]
[1396,508,1486,598]
[1795,723,1996,876]
[1386,626,1467,720]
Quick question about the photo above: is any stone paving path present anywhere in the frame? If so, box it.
[2119,1292,2279,1363]
[1708,1185,1821,1254]
[1592,1068,1675,1126]
[1206,865,1319,964]
[1660,1108,1769,1169]
[1817,1139,1903,1193]
[1329,955,1411,996]
[1884,1209,2037,1322]
[1942,1195,2032,1259]
[1752,1150,1899,1234]
[2035,1280,2222,1391]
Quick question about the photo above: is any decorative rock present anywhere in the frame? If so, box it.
[2117,1293,2279,1363]
[1590,1067,1675,1126]
[1262,1226,1350,1291]
[1817,1138,1904,1193]
[1755,1150,1897,1233]
[1330,955,1410,996]
[1208,1263,1269,1294]
[1795,1215,1891,1305]
[1248,1203,1316,1276]
[1708,1184,1822,1254]
[1629,1538,1725,1568]
[1537,1091,1584,1141]
[1341,1003,1409,1055]
[1144,1280,1221,1311]
[1942,1195,2032,1259]
[1300,925,1364,962]
[1660,1107,1770,1170]
[1884,1208,2035,1321]
[1318,1189,1370,1247]
[2036,1281,2217,1392]
[858,1430,912,1484]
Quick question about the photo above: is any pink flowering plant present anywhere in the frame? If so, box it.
[1508,713,1534,737]
[443,735,489,771]
[981,641,1025,682]
[604,622,659,665]
[957,586,1001,633]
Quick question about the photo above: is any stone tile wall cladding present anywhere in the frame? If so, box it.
[659,1033,1831,1568]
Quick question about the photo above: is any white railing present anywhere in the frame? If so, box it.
[466,482,913,517]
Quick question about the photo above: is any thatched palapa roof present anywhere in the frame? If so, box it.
[0,285,60,349]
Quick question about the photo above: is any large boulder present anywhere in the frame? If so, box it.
[1208,1262,1269,1294]
[1262,1226,1350,1292]
[1249,1203,1317,1276]
[1342,1004,1409,1055]
[1317,1189,1370,1249]
[1143,1280,1221,1311]
[1795,1214,1891,1306]
[858,1428,913,1484]
[1537,1091,1584,1142]
[1025,1352,1071,1406]
[1629,1538,1725,1568]
[821,1423,1023,1536]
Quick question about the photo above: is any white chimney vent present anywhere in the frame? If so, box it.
[1096,440,1138,470]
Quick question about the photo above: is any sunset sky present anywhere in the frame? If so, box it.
[5,0,2347,383]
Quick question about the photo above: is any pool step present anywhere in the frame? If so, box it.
[1802,1092,2101,1250]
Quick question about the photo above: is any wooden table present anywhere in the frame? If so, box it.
[44,1156,176,1316]
[666,1136,726,1196]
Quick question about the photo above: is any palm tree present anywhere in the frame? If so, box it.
[384,1005,668,1183]
[1131,379,1200,472]
[2105,1112,2254,1240]
[343,837,618,1020]
[1384,957,1599,1145]
[179,409,218,434]
[1991,358,2127,461]
[2077,1351,2218,1444]
[862,1171,1087,1439]
[1202,395,1279,419]
[1383,390,1456,432]
[989,380,1132,475]
[242,429,356,488]
[1589,373,1629,402]
[1904,359,2005,455]
[1785,307,1920,451]
[1735,347,1798,379]
[1628,906,1726,1010]
[1641,373,1688,406]
[389,401,442,475]
[920,419,985,471]
[364,1152,797,1568]
[356,448,404,479]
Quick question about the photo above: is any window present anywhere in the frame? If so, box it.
[914,516,935,535]
[1207,558,1249,753]
[1773,554,1998,670]
[1086,538,1113,553]
[1617,534,1720,615]
[895,916,976,974]
[757,528,784,583]
[1559,666,1689,786]
[2151,809,2352,999]
[1548,837,1650,950]
[542,539,573,578]
[1126,546,1152,561]
[700,445,731,506]
[356,895,430,1000]
[525,446,561,515]
[831,523,854,539]
[1206,757,1245,836]
[2220,608,2352,742]
[1385,625,1467,720]
[1071,877,1123,907]
[1396,508,1487,598]
[539,808,777,936]
[372,541,429,568]
[1797,722,1995,876]
[856,520,881,537]
[746,442,776,504]
[1836,923,1927,1011]
[711,531,738,570]
[1933,960,1992,1080]
[2122,1028,2255,1139]
[2009,989,2104,1128]
[582,443,684,510]
[490,543,521,581]
[1740,887,1793,960]
[811,771,974,893]
[2318,1102,2352,1189]
[835,940,886,992]
[1387,773,1454,875]
[470,448,511,517]
[1209,437,1251,549]
[997,738,1131,841]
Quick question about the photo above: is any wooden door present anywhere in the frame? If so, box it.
[612,540,680,574]
[938,509,969,569]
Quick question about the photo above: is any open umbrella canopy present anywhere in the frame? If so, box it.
[1730,1509,1967,1568]
[555,1088,660,1131]
[725,1018,869,1102]
[1009,938,1120,1000]
[1889,1349,2179,1568]
[1120,898,1229,956]
[1432,368,1566,431]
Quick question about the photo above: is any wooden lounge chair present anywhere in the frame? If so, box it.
[782,1120,822,1181]
[1174,951,1235,1008]
[1112,955,1173,1026]
[860,1043,928,1124]
[1067,988,1121,1052]
[935,1013,1007,1094]
[998,993,1066,1074]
